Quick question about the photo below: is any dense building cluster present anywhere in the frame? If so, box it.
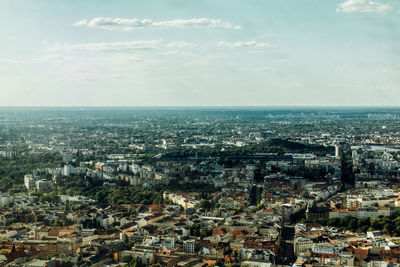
[1,108,400,267]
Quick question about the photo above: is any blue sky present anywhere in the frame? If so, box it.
[0,0,399,106]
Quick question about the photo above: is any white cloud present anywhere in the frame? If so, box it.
[49,40,198,53]
[164,41,198,49]
[162,50,189,56]
[337,0,392,13]
[50,41,161,53]
[73,19,88,26]
[217,41,272,49]
[73,17,241,31]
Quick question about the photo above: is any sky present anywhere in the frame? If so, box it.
[0,0,399,106]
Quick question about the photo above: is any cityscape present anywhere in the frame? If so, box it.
[1,107,400,266]
[1,0,400,266]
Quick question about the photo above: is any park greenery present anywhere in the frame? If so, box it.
[304,209,400,236]
[165,138,334,157]
[0,152,61,191]
[0,138,334,215]
[93,186,165,206]
[58,177,166,207]
[0,138,332,193]
[242,138,334,156]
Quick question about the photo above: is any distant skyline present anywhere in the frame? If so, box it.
[1,0,399,106]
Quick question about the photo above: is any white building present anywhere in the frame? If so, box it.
[241,261,272,267]
[312,243,340,255]
[294,237,313,255]
[335,144,340,159]
[163,192,198,209]
[161,237,175,250]
[63,164,72,176]
[35,180,54,192]
[25,260,56,267]
[0,192,13,207]
[24,174,36,190]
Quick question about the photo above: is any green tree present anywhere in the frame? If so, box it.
[348,218,358,231]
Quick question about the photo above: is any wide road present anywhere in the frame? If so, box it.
[277,225,296,265]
